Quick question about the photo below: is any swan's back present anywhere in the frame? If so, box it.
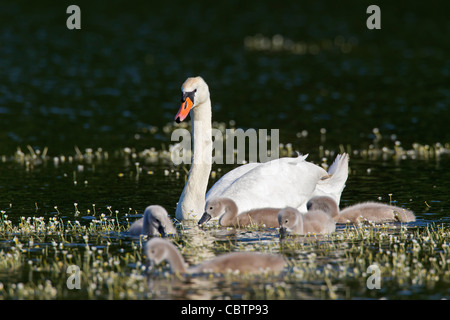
[191,252,286,274]
[206,162,260,200]
[208,155,328,213]
[339,202,416,223]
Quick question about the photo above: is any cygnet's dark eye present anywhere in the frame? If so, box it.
[285,219,289,224]
[209,207,213,210]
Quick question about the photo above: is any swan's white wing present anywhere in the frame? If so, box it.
[313,153,349,205]
[206,154,310,202]
[206,162,261,201]
[209,156,327,213]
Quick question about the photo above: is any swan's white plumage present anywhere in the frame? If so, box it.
[206,155,328,214]
[311,153,349,206]
[204,162,260,201]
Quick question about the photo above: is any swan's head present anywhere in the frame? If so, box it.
[143,205,176,237]
[175,76,210,123]
[278,207,300,235]
[198,198,227,226]
[306,196,338,217]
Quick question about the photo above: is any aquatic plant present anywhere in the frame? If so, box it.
[0,127,449,299]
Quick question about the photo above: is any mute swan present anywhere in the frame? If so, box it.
[128,205,177,237]
[174,76,350,221]
[198,197,280,228]
[306,196,416,223]
[145,238,286,274]
[277,206,336,235]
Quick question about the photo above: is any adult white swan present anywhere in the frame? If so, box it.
[174,76,349,221]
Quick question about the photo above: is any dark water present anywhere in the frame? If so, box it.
[1,1,449,154]
[0,0,449,300]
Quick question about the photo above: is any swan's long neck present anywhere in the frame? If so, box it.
[175,98,212,220]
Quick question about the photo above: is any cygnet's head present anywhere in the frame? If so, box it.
[175,76,209,123]
[198,198,227,226]
[145,238,187,274]
[277,207,300,235]
[143,205,176,237]
[144,238,170,270]
[306,196,338,217]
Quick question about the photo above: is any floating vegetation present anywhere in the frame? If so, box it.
[0,206,449,299]
[350,128,450,161]
[3,125,449,180]
[0,124,449,299]
[244,34,358,55]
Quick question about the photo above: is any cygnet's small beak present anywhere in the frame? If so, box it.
[279,227,288,236]
[198,212,212,226]
[175,91,195,123]
[157,225,166,237]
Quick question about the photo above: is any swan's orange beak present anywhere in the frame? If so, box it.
[175,97,194,123]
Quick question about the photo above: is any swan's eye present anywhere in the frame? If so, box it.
[209,207,213,210]
[181,90,196,103]
[285,219,289,224]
